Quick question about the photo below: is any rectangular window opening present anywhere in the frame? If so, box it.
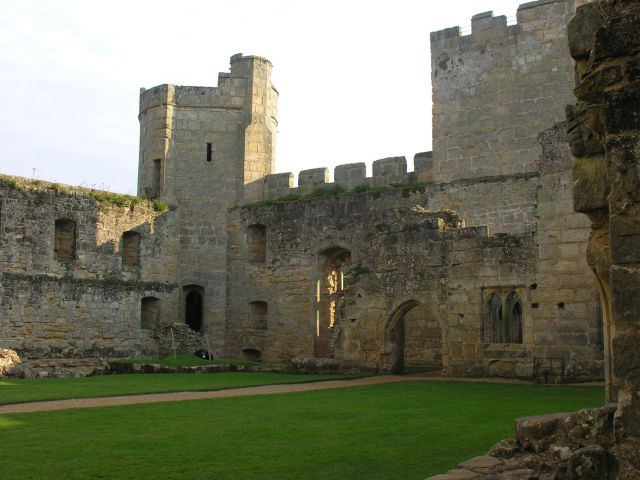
[206,143,212,162]
[151,159,162,198]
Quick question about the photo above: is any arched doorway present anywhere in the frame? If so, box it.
[384,300,443,373]
[184,285,203,332]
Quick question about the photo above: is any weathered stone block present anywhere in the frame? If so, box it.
[426,469,484,480]
[591,12,640,66]
[413,152,433,172]
[572,155,609,212]
[515,413,568,452]
[610,215,640,264]
[298,168,329,187]
[574,64,623,104]
[264,172,293,198]
[612,332,640,383]
[497,469,536,480]
[567,3,605,60]
[605,85,640,135]
[567,446,609,480]
[372,157,407,186]
[458,455,502,472]
[611,267,640,326]
[334,163,366,189]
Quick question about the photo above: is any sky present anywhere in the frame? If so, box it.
[1,0,526,194]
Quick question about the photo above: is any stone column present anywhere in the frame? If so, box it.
[567,0,640,439]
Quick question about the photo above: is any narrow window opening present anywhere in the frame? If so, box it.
[122,231,141,266]
[489,294,503,343]
[557,302,565,309]
[54,219,76,262]
[595,294,604,355]
[532,303,539,309]
[507,293,523,344]
[250,301,268,331]
[206,143,212,162]
[141,297,160,330]
[151,159,162,198]
[247,224,267,263]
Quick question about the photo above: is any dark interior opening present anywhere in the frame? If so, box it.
[242,348,261,361]
[185,290,203,332]
[151,159,162,198]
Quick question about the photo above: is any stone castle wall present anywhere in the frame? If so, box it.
[0,176,180,360]
[430,0,579,182]
[226,159,602,378]
[0,0,605,382]
[426,2,640,477]
[222,0,599,380]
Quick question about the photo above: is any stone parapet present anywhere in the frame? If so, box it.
[264,172,294,198]
[261,152,433,200]
[334,162,366,189]
[371,156,407,186]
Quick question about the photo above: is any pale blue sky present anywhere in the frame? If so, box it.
[1,0,525,194]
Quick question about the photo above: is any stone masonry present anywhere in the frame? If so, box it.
[0,0,608,382]
[426,1,640,478]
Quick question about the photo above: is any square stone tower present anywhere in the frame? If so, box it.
[137,54,278,353]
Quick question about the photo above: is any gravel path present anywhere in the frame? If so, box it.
[0,373,602,415]
[0,375,420,414]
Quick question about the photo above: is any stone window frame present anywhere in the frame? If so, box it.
[482,286,525,344]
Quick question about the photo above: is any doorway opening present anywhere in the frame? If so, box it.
[384,300,443,373]
[184,285,203,332]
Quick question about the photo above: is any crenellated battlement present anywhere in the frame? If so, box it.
[138,54,269,116]
[430,0,578,48]
[429,0,579,183]
[261,152,434,199]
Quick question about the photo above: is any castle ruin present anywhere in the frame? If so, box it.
[0,0,606,382]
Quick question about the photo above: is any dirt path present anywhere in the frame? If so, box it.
[0,373,603,415]
[0,375,417,414]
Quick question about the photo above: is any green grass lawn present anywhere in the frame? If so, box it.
[0,372,353,405]
[111,353,282,368]
[0,381,603,479]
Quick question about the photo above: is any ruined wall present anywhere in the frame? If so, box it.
[138,54,278,354]
[227,180,602,379]
[0,176,179,360]
[235,0,600,378]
